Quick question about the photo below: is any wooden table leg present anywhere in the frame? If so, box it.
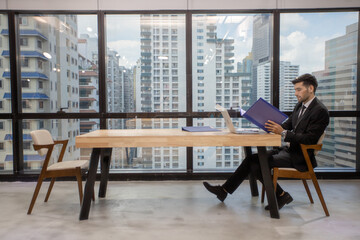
[79,148,101,220]
[257,146,280,219]
[244,147,259,197]
[99,148,112,198]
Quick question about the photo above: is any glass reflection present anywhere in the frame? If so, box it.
[107,118,186,171]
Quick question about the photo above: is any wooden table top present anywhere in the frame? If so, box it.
[75,129,281,148]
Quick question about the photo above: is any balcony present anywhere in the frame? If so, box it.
[141,52,151,57]
[141,65,152,71]
[141,72,151,78]
[224,66,234,71]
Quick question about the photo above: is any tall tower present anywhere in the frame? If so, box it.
[192,15,248,169]
[314,23,358,168]
[279,61,299,111]
[135,14,186,169]
[251,14,272,103]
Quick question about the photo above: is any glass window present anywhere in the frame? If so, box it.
[22,119,98,171]
[20,38,28,46]
[21,79,30,88]
[0,119,12,171]
[192,14,272,115]
[280,12,358,170]
[280,12,358,112]
[107,118,186,172]
[105,14,186,113]
[316,117,356,169]
[192,118,245,171]
[21,58,29,67]
[18,14,98,113]
[0,14,12,172]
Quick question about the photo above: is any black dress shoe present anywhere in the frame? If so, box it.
[203,182,227,202]
[265,192,293,210]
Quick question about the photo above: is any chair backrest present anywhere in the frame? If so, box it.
[30,129,54,156]
[315,131,326,156]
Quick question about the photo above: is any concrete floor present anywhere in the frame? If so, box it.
[0,180,359,240]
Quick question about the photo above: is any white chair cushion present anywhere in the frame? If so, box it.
[47,160,89,171]
[276,167,297,171]
[30,129,55,156]
[315,131,326,155]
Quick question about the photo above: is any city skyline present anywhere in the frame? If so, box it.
[0,12,358,171]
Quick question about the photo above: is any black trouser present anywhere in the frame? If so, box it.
[222,148,293,197]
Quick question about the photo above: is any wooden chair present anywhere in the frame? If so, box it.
[27,129,92,215]
[261,133,329,216]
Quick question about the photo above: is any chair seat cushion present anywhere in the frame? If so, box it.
[47,160,89,171]
[276,167,298,171]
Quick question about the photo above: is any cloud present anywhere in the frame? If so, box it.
[280,31,327,74]
[281,14,309,33]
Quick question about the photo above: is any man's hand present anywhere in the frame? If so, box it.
[264,120,284,135]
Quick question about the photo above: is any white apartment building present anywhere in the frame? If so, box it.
[257,61,299,110]
[134,14,187,170]
[0,15,80,170]
[279,61,299,111]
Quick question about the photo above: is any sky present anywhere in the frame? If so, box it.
[280,12,358,74]
[77,12,359,73]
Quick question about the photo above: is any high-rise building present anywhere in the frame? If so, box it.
[279,61,299,111]
[256,61,299,109]
[192,15,250,169]
[77,35,100,137]
[314,22,358,168]
[0,15,80,170]
[256,62,271,102]
[237,52,253,128]
[134,14,187,170]
[251,14,272,103]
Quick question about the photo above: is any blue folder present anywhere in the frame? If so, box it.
[182,126,220,132]
[242,98,288,133]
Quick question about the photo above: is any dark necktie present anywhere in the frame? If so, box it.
[295,105,307,127]
[299,105,306,118]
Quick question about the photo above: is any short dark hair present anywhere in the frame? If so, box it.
[292,73,318,92]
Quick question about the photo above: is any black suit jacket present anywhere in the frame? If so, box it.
[281,97,329,171]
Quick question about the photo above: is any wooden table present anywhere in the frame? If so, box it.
[76,129,281,220]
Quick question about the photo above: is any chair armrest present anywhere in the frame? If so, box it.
[54,139,69,163]
[33,144,55,151]
[300,144,322,151]
[54,139,69,145]
[300,144,323,172]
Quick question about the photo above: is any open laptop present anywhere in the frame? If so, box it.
[215,104,260,134]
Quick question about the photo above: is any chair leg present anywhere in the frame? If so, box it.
[310,173,330,216]
[27,177,44,215]
[44,178,56,202]
[272,168,279,192]
[301,179,314,203]
[261,185,265,203]
[75,169,83,205]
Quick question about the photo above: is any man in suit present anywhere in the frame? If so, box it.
[203,73,329,210]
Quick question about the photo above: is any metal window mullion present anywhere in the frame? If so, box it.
[98,11,107,129]
[186,11,193,173]
[8,12,24,174]
[272,10,280,108]
[356,11,360,172]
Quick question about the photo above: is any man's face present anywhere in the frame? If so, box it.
[294,82,314,103]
